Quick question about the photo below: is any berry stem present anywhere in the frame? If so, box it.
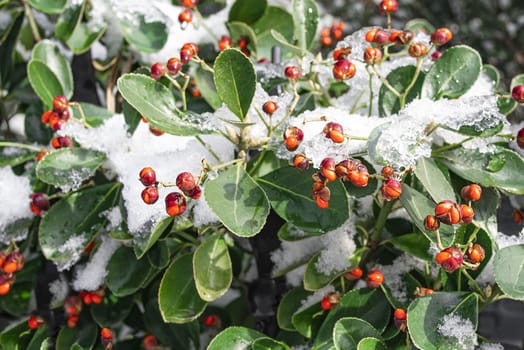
[195,135,221,162]
[366,66,374,117]
[370,200,394,242]
[349,89,367,114]
[431,136,474,156]
[461,268,485,296]
[372,65,402,98]
[434,228,443,250]
[253,107,271,131]
[273,81,300,131]
[399,57,422,109]
[69,102,91,128]
[22,0,41,42]
[165,74,188,111]
[193,56,214,74]
[386,13,392,30]
[193,7,220,42]
[346,135,368,141]
[0,141,41,152]
[203,158,243,172]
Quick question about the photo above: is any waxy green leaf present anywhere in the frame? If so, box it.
[378,65,425,117]
[493,245,524,300]
[292,0,318,51]
[27,60,64,109]
[32,40,74,98]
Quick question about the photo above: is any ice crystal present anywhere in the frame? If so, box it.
[437,314,478,350]
[0,167,33,234]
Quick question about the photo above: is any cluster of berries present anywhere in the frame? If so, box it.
[177,0,198,29]
[332,49,356,81]
[79,288,105,305]
[150,43,198,81]
[139,167,201,217]
[319,21,345,47]
[0,249,24,296]
[380,165,402,201]
[320,267,384,311]
[218,35,251,57]
[40,96,70,131]
[64,295,82,328]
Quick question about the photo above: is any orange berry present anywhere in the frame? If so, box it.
[0,282,11,295]
[460,184,482,202]
[320,158,337,182]
[408,43,428,58]
[28,315,43,330]
[52,96,69,114]
[262,101,278,115]
[366,269,384,288]
[431,27,453,46]
[459,204,474,224]
[67,314,79,328]
[467,243,485,264]
[180,0,198,8]
[3,251,23,274]
[381,178,402,201]
[178,9,193,27]
[141,187,159,205]
[165,192,187,217]
[333,47,351,61]
[218,35,232,51]
[293,153,310,171]
[364,47,383,65]
[333,59,356,80]
[143,335,158,350]
[378,0,398,14]
[345,267,363,280]
[424,215,440,231]
[435,200,461,225]
[393,308,406,320]
[381,165,394,178]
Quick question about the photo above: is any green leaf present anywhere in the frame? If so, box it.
[90,295,134,327]
[193,234,232,301]
[106,246,155,297]
[0,321,32,350]
[27,60,64,109]
[388,233,432,261]
[277,287,313,331]
[32,40,74,98]
[333,317,381,350]
[55,317,97,350]
[66,22,107,55]
[133,216,173,258]
[304,253,343,291]
[258,167,349,233]
[204,164,270,237]
[399,184,455,247]
[118,73,212,135]
[228,0,267,24]
[511,73,524,90]
[72,102,113,127]
[291,302,323,338]
[119,15,167,53]
[439,148,524,194]
[292,0,318,51]
[227,21,257,52]
[194,67,221,110]
[407,292,478,350]
[159,253,207,323]
[493,245,524,300]
[0,9,24,86]
[35,148,106,189]
[270,30,306,57]
[39,183,121,264]
[314,289,390,348]
[277,222,323,242]
[482,65,500,88]
[378,65,425,117]
[252,6,294,60]
[207,326,265,349]
[0,151,35,167]
[54,3,84,41]
[414,157,456,202]
[471,186,499,237]
[28,0,66,14]
[26,326,48,350]
[357,337,387,350]
[252,337,291,350]
[497,96,517,115]
[214,49,256,120]
[422,45,482,99]
[0,281,33,317]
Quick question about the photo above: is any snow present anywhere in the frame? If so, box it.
[0,167,33,237]
[61,114,234,234]
[101,206,123,230]
[437,313,478,350]
[48,275,69,307]
[56,234,87,271]
[73,235,120,291]
[295,285,335,314]
[315,221,356,275]
[478,343,504,350]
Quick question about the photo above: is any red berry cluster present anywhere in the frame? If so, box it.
[30,192,50,216]
[100,327,113,350]
[27,315,44,330]
[51,136,73,149]
[150,43,198,81]
[320,292,340,311]
[40,96,70,131]
[319,21,345,47]
[64,295,82,328]
[177,0,198,29]
[380,165,402,201]
[0,249,23,296]
[218,35,251,56]
[79,288,105,305]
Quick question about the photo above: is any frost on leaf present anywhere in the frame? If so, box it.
[437,313,478,350]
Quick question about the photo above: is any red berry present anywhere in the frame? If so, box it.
[30,193,50,216]
[381,178,402,201]
[516,127,524,148]
[3,252,23,274]
[364,47,383,65]
[414,287,434,297]
[293,153,310,171]
[185,185,202,199]
[284,65,301,80]
[393,308,406,321]
[139,167,157,186]
[378,0,398,14]
[100,327,112,340]
[467,243,485,264]
[178,9,193,27]
[143,335,158,350]
[49,113,64,131]
[381,165,394,178]
[513,209,524,224]
[150,63,167,80]
[331,28,343,41]
[51,136,73,149]
[333,47,351,61]
[365,29,378,43]
[312,182,330,209]
[431,28,453,46]
[408,43,428,58]
[180,43,199,64]
[218,35,232,51]
[366,269,384,288]
[262,101,278,115]
[320,157,337,182]
[320,296,332,311]
[333,59,356,80]
[36,149,49,161]
[434,200,461,225]
[180,0,198,8]
[40,110,54,124]
[323,122,345,143]
[345,267,363,280]
[459,204,475,224]
[141,187,159,205]
[283,127,304,151]
[204,314,218,327]
[460,184,482,202]
[348,163,369,187]
[176,172,196,192]
[28,315,43,330]
[512,85,524,104]
[167,57,182,75]
[53,96,69,114]
[321,35,333,47]
[373,29,390,45]
[149,125,164,136]
[431,51,443,61]
[424,215,440,231]
[65,295,82,315]
[67,314,79,328]
[436,247,463,272]
[389,31,413,45]
[165,192,187,216]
